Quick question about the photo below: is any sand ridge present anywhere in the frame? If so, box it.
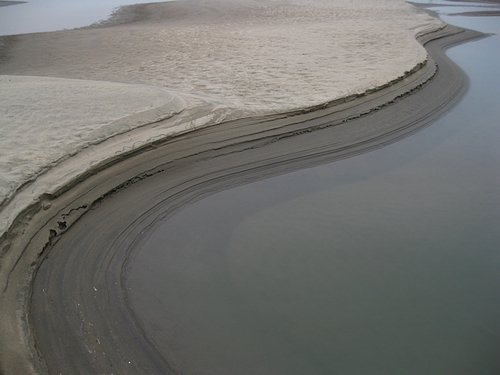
[0,75,186,207]
[0,0,443,113]
[0,0,443,238]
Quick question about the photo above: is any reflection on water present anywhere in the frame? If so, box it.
[0,0,167,36]
[124,3,500,375]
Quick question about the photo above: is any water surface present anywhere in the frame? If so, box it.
[126,3,500,374]
[0,0,168,36]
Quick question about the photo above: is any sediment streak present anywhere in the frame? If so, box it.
[0,25,485,374]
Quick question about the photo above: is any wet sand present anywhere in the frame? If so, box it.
[449,10,500,15]
[447,0,500,3]
[0,23,485,373]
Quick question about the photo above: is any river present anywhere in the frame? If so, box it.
[123,2,500,374]
[0,0,168,36]
[26,1,500,373]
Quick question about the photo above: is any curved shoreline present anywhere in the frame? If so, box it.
[0,24,485,374]
[0,0,444,243]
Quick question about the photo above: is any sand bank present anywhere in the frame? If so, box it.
[0,22,485,373]
[0,0,442,113]
[0,76,186,206]
[0,0,485,372]
[0,0,443,242]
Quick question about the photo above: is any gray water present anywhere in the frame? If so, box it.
[127,4,500,375]
[0,0,168,36]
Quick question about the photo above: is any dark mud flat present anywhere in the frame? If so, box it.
[0,1,26,7]
[449,10,500,16]
[2,25,484,375]
[446,0,500,3]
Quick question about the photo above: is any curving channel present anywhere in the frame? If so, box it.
[27,23,499,375]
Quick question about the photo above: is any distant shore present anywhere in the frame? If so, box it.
[0,1,26,7]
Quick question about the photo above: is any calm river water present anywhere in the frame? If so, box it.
[126,3,500,374]
[0,0,168,35]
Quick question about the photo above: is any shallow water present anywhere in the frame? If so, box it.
[0,0,168,36]
[126,3,500,374]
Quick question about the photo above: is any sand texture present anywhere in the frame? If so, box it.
[3,25,483,375]
[0,0,443,236]
[0,75,186,207]
[0,0,485,371]
[0,0,442,113]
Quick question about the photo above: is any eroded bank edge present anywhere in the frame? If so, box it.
[0,24,485,374]
[0,21,444,242]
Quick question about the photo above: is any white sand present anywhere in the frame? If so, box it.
[0,75,186,206]
[0,0,443,235]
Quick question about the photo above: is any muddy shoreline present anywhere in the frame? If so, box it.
[0,0,443,241]
[0,23,485,373]
[0,1,26,7]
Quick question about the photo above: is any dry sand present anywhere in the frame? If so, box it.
[1,0,442,113]
[0,75,186,206]
[0,0,443,238]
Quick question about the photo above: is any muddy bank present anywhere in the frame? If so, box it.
[0,24,485,374]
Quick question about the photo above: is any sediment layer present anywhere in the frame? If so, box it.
[0,0,443,241]
[0,24,484,374]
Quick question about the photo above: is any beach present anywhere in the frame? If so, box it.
[0,0,490,373]
[0,0,444,234]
